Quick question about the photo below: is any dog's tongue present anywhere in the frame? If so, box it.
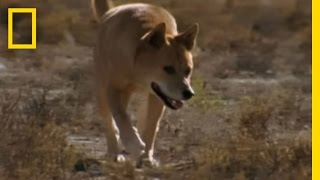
[172,100,183,109]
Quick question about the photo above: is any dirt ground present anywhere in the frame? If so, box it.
[0,0,311,179]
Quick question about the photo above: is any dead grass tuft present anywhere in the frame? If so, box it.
[0,90,78,180]
[192,138,311,180]
[237,95,274,140]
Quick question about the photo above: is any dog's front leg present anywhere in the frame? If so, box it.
[137,93,165,166]
[96,86,122,159]
[107,88,145,158]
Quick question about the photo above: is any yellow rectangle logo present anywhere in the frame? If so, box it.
[8,8,37,49]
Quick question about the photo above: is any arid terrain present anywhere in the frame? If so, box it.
[0,0,311,179]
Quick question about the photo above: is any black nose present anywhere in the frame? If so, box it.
[183,90,194,100]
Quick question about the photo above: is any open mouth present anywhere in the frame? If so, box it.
[151,82,183,110]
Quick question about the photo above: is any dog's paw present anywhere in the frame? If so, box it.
[123,138,145,158]
[136,155,160,168]
[114,153,127,162]
[105,151,128,163]
[122,130,145,158]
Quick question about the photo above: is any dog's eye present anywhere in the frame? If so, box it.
[163,66,176,74]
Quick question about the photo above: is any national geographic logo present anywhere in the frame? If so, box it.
[7,8,36,49]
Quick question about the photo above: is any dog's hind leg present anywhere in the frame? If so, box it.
[137,93,165,166]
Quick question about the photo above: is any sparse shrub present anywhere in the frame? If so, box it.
[192,139,311,180]
[273,88,311,130]
[0,90,78,180]
[237,95,274,140]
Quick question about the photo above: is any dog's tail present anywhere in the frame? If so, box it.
[91,0,113,22]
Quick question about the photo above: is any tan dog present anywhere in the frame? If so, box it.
[92,0,199,165]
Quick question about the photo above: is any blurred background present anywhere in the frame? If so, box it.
[0,0,311,179]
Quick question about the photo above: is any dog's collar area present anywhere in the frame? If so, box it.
[151,82,183,110]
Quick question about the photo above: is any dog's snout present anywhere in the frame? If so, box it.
[183,89,194,100]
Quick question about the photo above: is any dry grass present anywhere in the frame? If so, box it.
[187,89,311,180]
[237,95,274,140]
[192,138,311,180]
[0,90,78,180]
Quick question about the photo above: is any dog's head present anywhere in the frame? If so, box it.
[136,22,199,110]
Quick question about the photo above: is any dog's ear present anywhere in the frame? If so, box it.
[141,22,166,48]
[176,23,199,50]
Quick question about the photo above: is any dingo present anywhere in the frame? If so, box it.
[92,0,199,166]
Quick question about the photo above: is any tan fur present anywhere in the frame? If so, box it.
[91,0,113,22]
[92,0,199,164]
